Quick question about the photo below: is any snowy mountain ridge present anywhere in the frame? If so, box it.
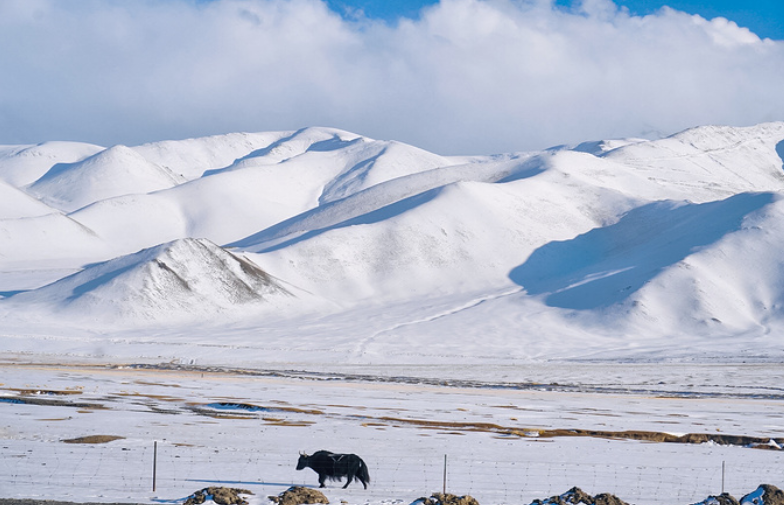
[1,122,784,363]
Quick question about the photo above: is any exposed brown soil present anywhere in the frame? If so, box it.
[268,486,329,505]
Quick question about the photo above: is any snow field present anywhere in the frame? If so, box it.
[1,364,783,505]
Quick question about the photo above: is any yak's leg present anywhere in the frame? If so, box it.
[342,474,353,489]
[318,474,326,488]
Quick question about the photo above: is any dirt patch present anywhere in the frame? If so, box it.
[415,492,480,505]
[184,487,254,505]
[61,435,124,444]
[268,486,329,505]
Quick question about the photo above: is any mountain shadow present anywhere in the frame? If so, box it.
[509,192,776,310]
[777,140,784,172]
[229,188,442,253]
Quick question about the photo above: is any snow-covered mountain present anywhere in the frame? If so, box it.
[27,145,186,212]
[6,238,290,323]
[1,123,784,363]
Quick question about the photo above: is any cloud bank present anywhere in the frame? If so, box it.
[1,0,783,154]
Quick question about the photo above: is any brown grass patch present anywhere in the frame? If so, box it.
[262,418,314,427]
[62,435,125,444]
[10,388,83,396]
[134,380,182,388]
[115,392,184,402]
[370,416,783,450]
[0,395,105,409]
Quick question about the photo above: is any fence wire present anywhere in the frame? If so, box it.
[2,438,782,505]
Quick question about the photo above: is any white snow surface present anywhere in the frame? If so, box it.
[2,123,784,364]
[2,123,784,505]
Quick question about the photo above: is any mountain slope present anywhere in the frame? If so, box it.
[0,179,58,219]
[1,123,784,362]
[27,145,186,212]
[131,131,291,180]
[8,238,290,322]
[0,141,104,187]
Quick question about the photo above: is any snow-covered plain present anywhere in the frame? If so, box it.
[1,123,784,504]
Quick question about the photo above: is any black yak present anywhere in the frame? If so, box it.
[296,450,370,489]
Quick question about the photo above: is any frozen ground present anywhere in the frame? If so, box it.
[1,361,782,505]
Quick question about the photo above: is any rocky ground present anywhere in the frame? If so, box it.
[3,484,782,505]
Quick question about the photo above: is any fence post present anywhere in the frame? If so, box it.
[443,454,447,495]
[721,460,725,494]
[153,441,158,493]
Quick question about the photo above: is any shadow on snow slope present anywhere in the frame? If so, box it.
[509,192,776,310]
[230,188,442,253]
[777,140,784,172]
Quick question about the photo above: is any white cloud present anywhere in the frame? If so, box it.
[0,0,782,154]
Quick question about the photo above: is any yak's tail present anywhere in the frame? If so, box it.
[357,458,370,488]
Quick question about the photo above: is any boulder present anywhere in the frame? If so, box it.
[741,485,784,505]
[529,487,628,505]
[269,486,329,505]
[185,487,253,505]
[691,493,740,505]
[413,492,480,505]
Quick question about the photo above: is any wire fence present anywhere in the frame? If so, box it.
[2,438,782,505]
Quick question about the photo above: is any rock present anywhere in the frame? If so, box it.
[741,485,784,505]
[185,487,253,505]
[528,488,627,505]
[593,493,629,505]
[691,493,740,505]
[413,493,480,505]
[269,486,329,505]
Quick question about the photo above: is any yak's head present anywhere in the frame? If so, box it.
[296,452,309,470]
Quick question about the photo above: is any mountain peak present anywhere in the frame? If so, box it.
[27,144,185,212]
[12,238,290,323]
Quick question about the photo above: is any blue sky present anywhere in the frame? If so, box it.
[1,0,783,154]
[328,0,784,40]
